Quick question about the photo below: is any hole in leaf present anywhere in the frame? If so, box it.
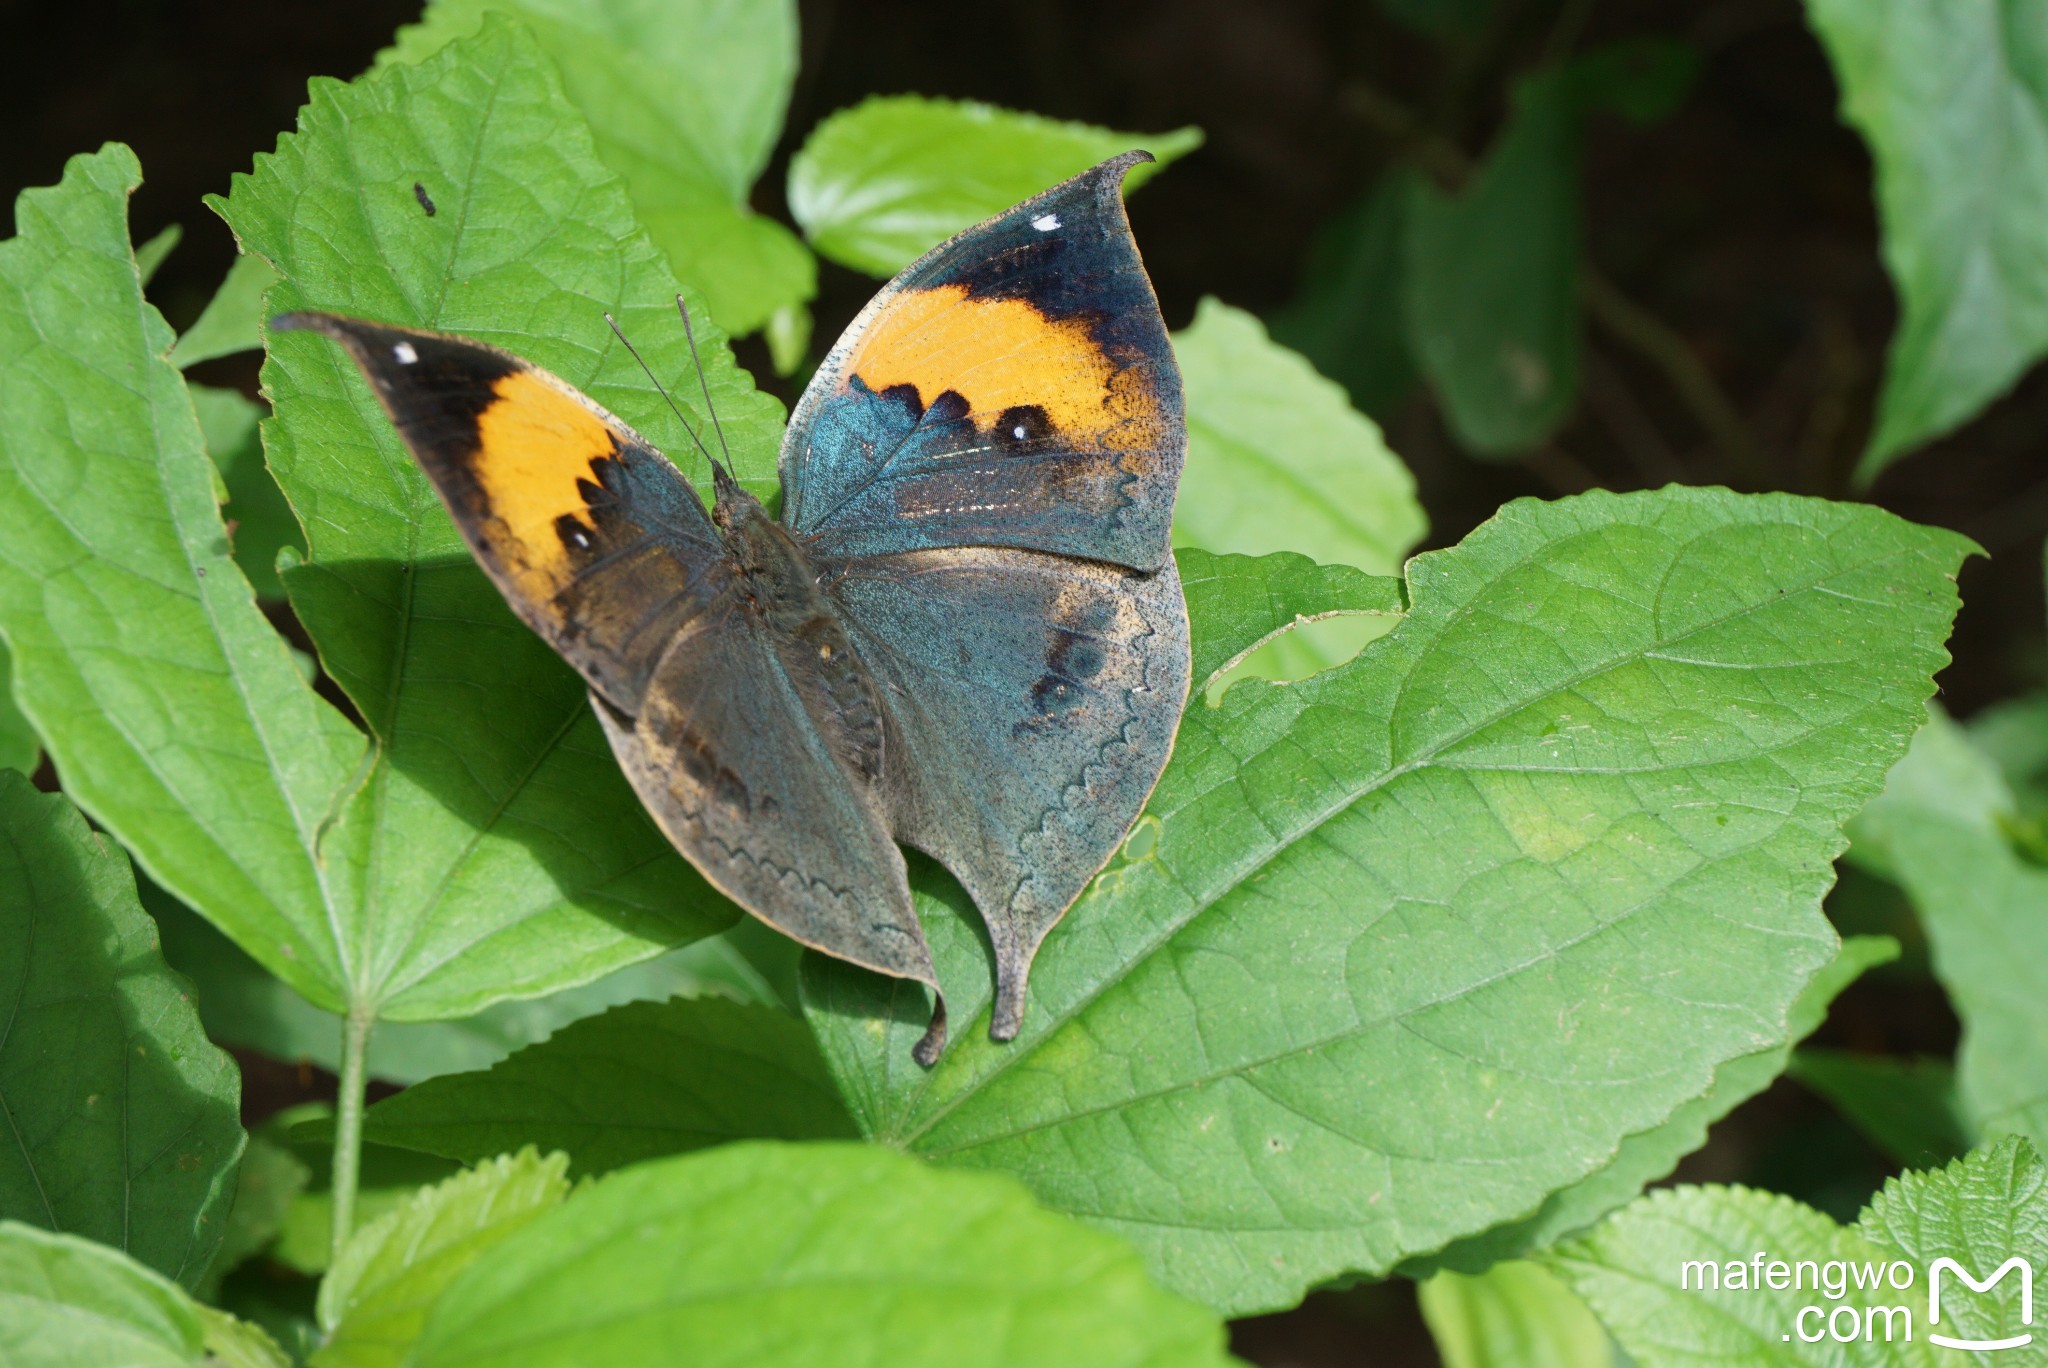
[1205,613,1399,706]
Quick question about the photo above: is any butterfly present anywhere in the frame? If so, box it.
[273,151,1189,1064]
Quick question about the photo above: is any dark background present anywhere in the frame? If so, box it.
[4,1,2020,1362]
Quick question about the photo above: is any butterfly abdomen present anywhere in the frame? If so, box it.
[716,487,887,789]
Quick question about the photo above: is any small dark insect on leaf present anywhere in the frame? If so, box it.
[414,181,437,216]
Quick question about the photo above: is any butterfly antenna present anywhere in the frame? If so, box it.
[602,311,723,476]
[676,295,734,476]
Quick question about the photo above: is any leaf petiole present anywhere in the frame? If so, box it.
[330,1006,377,1266]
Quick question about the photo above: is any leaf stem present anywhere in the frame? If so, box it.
[330,1006,375,1265]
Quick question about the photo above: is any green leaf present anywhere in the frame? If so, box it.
[197,1133,310,1300]
[152,884,782,1087]
[789,95,1202,276]
[1549,1186,1925,1366]
[0,146,371,1016]
[1859,1134,2047,1352]
[314,1149,569,1368]
[383,0,809,336]
[1270,175,1421,419]
[0,1222,285,1368]
[0,641,38,775]
[352,996,857,1174]
[196,1305,293,1368]
[803,487,1969,1314]
[1403,43,1693,459]
[1967,689,2048,815]
[1418,1260,1618,1368]
[170,253,278,368]
[1851,708,2048,1149]
[0,773,244,1288]
[1175,549,1406,693]
[1409,934,1900,1276]
[1790,1049,1973,1169]
[1405,69,1583,457]
[1172,297,1426,684]
[216,20,787,1020]
[1551,1136,2048,1367]
[1805,0,2048,482]
[190,383,301,599]
[411,1143,1233,1368]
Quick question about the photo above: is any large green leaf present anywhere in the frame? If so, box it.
[0,1223,285,1368]
[0,756,243,1291]
[1172,298,1426,683]
[804,487,1968,1314]
[353,996,856,1174]
[1850,708,2048,1150]
[215,20,784,1021]
[0,145,368,1015]
[384,0,809,336]
[315,1149,569,1368]
[1552,1137,2048,1367]
[1806,0,2048,483]
[788,95,1201,277]
[411,1143,1233,1368]
[0,642,37,775]
[1409,933,1899,1276]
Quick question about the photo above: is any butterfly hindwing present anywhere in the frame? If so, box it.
[781,151,1183,571]
[593,592,941,1045]
[824,546,1189,1039]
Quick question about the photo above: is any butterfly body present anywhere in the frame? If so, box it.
[275,152,1188,1062]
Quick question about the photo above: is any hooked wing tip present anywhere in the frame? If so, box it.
[912,994,949,1069]
[268,310,345,337]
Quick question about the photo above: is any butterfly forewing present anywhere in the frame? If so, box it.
[781,151,1184,572]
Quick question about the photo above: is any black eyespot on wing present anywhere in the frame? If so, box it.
[1049,626,1106,681]
[926,389,971,425]
[1028,673,1079,715]
[879,382,925,420]
[995,404,1053,447]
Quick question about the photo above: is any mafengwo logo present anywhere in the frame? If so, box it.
[1678,1251,2033,1351]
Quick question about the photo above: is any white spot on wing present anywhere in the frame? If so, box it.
[1031,213,1060,232]
[1012,424,1028,439]
[393,341,419,365]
